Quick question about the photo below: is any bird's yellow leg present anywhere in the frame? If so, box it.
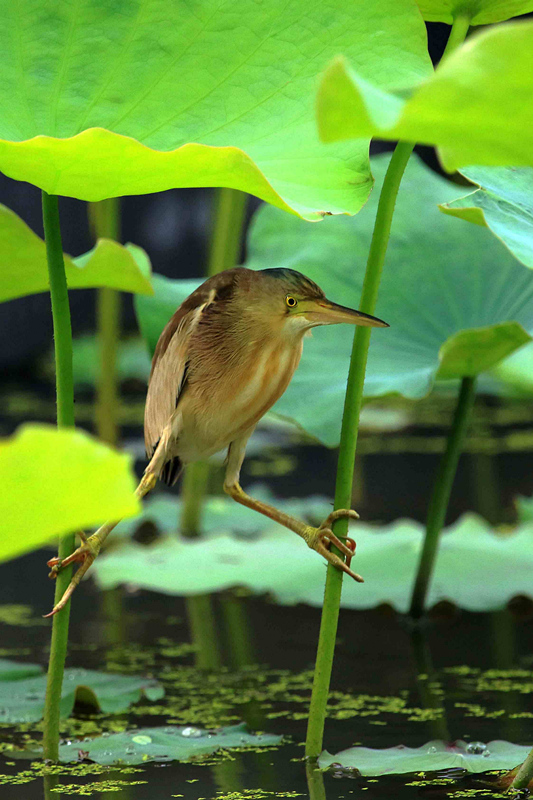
[44,426,175,617]
[223,433,363,582]
[224,482,363,582]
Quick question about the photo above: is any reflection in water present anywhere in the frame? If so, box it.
[186,594,223,671]
[409,626,450,741]
[43,773,58,800]
[490,608,521,743]
[306,760,327,800]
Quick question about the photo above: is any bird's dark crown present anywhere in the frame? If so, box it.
[260,268,325,299]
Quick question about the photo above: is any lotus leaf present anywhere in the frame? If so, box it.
[135,156,533,445]
[68,335,151,387]
[319,739,531,775]
[0,667,163,724]
[0,659,43,681]
[54,723,281,765]
[417,0,533,23]
[0,0,431,219]
[94,512,533,613]
[0,425,140,562]
[440,167,533,269]
[317,22,533,173]
[0,205,152,302]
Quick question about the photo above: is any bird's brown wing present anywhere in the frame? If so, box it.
[143,268,246,459]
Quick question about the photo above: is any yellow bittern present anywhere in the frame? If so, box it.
[47,267,388,615]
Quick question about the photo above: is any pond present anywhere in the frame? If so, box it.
[1,387,533,799]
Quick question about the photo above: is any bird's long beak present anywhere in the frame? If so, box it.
[304,299,389,328]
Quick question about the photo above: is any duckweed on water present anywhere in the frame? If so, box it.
[49,780,148,795]
[0,605,47,627]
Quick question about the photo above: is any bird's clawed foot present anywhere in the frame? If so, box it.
[305,509,364,582]
[44,531,103,618]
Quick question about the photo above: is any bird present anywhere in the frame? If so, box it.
[46,266,388,616]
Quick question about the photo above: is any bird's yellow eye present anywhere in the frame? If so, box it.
[285,295,298,308]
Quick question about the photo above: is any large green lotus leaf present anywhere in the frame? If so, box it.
[487,341,533,397]
[243,153,533,443]
[319,740,531,775]
[317,22,533,173]
[440,167,533,270]
[67,335,152,387]
[0,205,152,302]
[417,0,533,23]
[134,156,533,445]
[135,276,200,357]
[94,512,533,613]
[0,667,163,724]
[51,723,281,765]
[0,0,431,220]
[112,488,332,540]
[0,424,140,562]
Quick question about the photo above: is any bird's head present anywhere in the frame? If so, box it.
[257,268,388,335]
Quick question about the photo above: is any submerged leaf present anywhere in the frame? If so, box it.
[440,167,533,270]
[0,205,152,302]
[0,0,431,218]
[317,22,533,172]
[0,667,163,724]
[94,511,533,612]
[319,739,532,775]
[54,723,281,765]
[0,425,140,562]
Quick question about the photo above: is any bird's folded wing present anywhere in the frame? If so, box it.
[143,299,207,457]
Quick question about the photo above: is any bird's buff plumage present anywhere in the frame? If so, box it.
[45,266,388,616]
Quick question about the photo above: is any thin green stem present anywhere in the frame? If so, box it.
[304,11,470,759]
[41,192,76,763]
[511,746,533,790]
[305,140,414,759]
[180,461,210,537]
[441,13,470,61]
[89,199,121,447]
[410,376,476,618]
[207,188,247,276]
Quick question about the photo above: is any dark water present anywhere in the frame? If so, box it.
[0,553,533,799]
[2,377,533,798]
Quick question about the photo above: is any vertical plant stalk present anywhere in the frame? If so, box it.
[304,12,470,759]
[207,188,247,276]
[180,460,211,536]
[305,141,414,759]
[41,192,76,763]
[512,748,533,790]
[409,376,476,618]
[89,198,121,447]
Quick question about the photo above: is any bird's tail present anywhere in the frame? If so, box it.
[160,456,183,486]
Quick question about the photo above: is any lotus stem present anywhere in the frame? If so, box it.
[89,198,121,447]
[305,140,414,759]
[304,10,471,762]
[41,191,76,762]
[511,746,533,790]
[409,376,476,619]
